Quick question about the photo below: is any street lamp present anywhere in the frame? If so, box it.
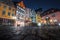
[58,23,60,26]
[37,23,41,26]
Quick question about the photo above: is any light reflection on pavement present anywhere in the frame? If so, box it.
[0,25,60,40]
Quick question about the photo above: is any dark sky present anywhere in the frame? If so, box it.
[12,0,60,11]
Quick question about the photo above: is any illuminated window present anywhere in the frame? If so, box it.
[8,12,10,16]
[2,11,5,15]
[12,13,14,16]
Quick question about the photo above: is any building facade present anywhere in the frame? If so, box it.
[42,8,60,24]
[35,8,42,23]
[36,14,42,23]
[30,9,36,23]
[25,8,32,23]
[16,5,25,27]
[15,1,26,27]
[23,8,36,26]
[0,0,16,25]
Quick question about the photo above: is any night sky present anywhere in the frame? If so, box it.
[12,0,60,11]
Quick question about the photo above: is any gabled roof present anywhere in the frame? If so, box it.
[41,8,60,17]
[17,1,26,9]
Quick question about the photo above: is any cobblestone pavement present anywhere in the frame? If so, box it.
[0,25,20,40]
[0,25,60,40]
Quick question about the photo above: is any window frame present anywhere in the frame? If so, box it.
[12,13,15,16]
[8,12,10,16]
[2,11,6,15]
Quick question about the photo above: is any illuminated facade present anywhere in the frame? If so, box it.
[0,0,16,25]
[25,8,36,23]
[35,8,42,23]
[42,8,60,23]
[36,14,42,23]
[16,1,26,27]
[25,8,32,22]
[30,9,36,23]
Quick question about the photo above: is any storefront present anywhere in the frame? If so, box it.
[0,18,15,26]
